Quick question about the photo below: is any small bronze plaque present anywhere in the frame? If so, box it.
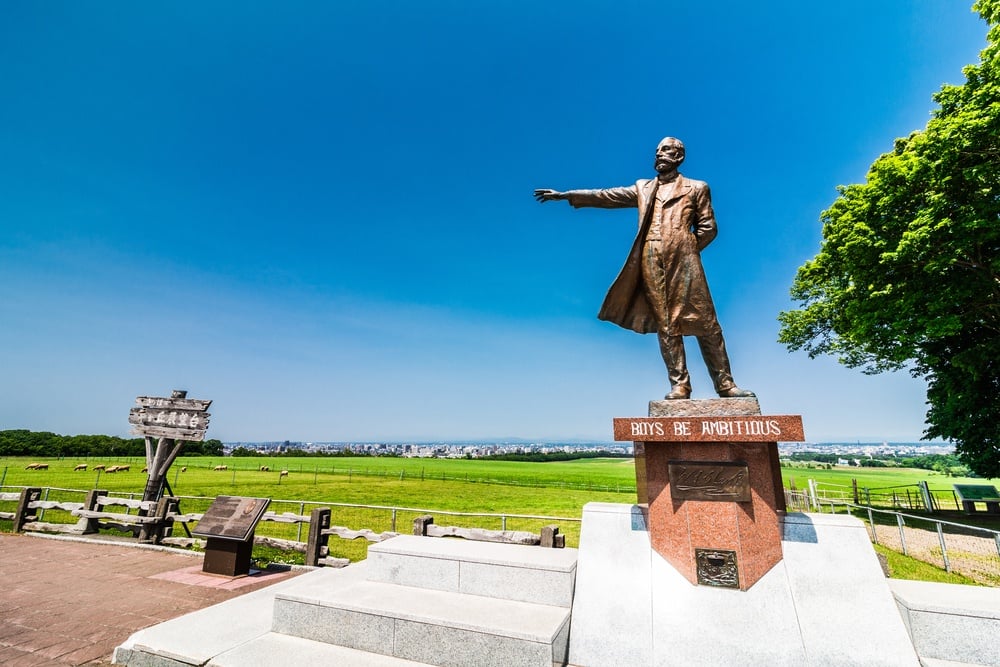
[668,461,750,502]
[696,548,739,588]
[193,495,270,542]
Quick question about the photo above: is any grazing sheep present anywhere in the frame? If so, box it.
[117,465,130,472]
[141,466,148,473]
[93,465,106,472]
[279,470,289,478]
[213,465,228,471]
[25,463,48,470]
[105,466,118,474]
[73,464,87,471]
[180,466,187,472]
[259,465,270,472]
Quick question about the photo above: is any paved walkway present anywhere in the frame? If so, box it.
[0,532,302,666]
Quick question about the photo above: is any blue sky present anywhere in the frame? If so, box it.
[0,2,988,443]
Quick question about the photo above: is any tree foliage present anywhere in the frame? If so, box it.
[0,429,223,458]
[779,1,1000,478]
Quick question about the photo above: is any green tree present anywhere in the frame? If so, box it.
[779,1,1000,478]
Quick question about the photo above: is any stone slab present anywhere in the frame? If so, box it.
[273,580,570,666]
[366,534,577,607]
[113,563,369,666]
[207,633,433,667]
[568,502,920,667]
[890,579,1000,666]
[781,512,920,666]
[648,396,761,417]
[566,503,654,667]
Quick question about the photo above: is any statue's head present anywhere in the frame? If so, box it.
[654,137,685,173]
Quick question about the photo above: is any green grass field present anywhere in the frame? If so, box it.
[3,455,997,564]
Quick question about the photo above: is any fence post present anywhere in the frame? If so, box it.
[807,479,819,511]
[14,487,41,532]
[994,534,1000,562]
[305,507,331,567]
[936,522,951,572]
[896,514,908,556]
[39,487,51,522]
[1,465,6,488]
[81,489,107,534]
[413,515,433,536]
[867,507,878,544]
[541,525,564,548]
[919,481,934,514]
[391,509,397,533]
[852,478,859,504]
[297,502,306,543]
[502,515,507,531]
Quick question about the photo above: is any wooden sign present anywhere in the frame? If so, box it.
[613,415,804,442]
[129,393,212,441]
[192,496,270,542]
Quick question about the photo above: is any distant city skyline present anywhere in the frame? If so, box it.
[0,3,988,444]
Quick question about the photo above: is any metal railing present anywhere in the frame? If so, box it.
[786,489,1000,585]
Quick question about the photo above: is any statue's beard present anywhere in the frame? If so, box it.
[655,159,681,173]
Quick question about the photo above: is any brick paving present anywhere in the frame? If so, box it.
[0,532,302,666]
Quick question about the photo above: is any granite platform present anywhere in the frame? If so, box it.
[568,502,921,666]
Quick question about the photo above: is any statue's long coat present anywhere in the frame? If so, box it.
[565,175,721,336]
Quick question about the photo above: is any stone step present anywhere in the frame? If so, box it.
[272,579,571,667]
[208,632,435,667]
[113,563,370,666]
[366,534,578,607]
[918,660,988,667]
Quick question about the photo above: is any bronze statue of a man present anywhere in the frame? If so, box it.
[535,136,753,400]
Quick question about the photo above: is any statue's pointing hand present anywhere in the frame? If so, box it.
[534,188,566,203]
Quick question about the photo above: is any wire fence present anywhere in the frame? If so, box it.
[785,478,977,512]
[786,489,1000,585]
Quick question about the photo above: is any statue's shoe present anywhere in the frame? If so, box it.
[718,387,755,398]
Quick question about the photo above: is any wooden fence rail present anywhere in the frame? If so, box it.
[2,488,568,567]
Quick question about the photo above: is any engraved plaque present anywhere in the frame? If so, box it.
[695,548,739,588]
[193,495,270,542]
[668,461,751,502]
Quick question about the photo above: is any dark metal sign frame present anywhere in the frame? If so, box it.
[192,496,271,543]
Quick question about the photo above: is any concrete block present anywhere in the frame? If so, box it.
[272,587,394,655]
[273,579,569,666]
[368,548,461,593]
[782,512,920,666]
[890,579,1000,667]
[113,563,369,666]
[367,534,577,607]
[208,633,432,667]
[568,502,656,667]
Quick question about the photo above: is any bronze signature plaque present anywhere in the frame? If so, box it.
[193,495,270,542]
[668,461,750,502]
[695,548,739,588]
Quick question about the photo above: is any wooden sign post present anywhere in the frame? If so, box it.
[128,389,212,542]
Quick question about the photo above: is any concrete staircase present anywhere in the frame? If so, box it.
[272,535,576,666]
[114,535,577,667]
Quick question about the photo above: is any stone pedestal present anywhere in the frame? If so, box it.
[616,398,803,591]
